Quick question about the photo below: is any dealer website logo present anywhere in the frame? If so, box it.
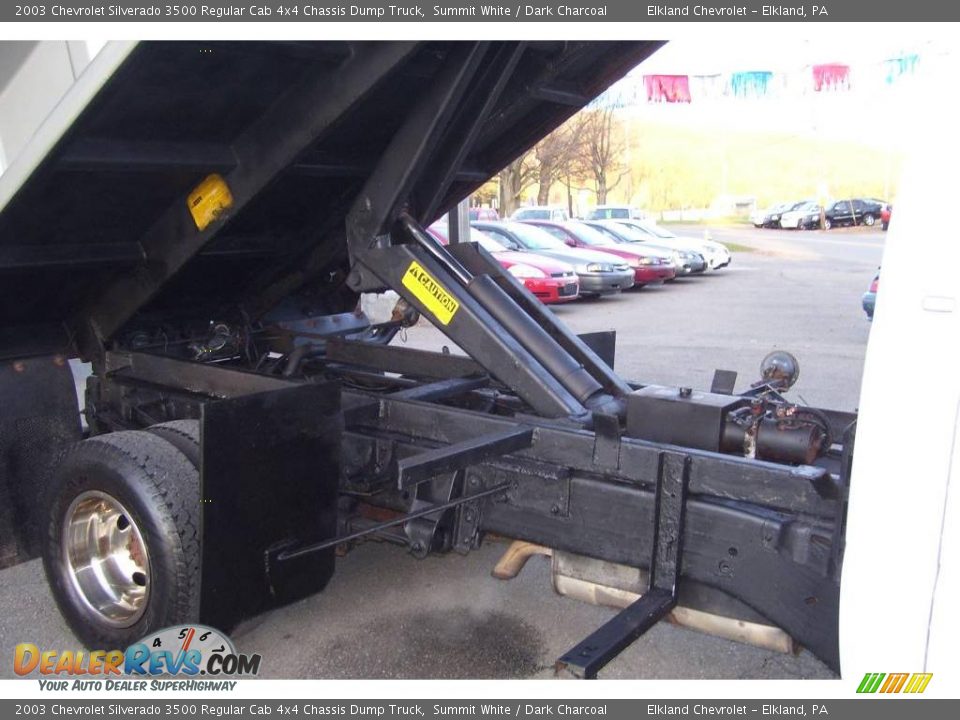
[14,625,261,689]
[856,672,933,694]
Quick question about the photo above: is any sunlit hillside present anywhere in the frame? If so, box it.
[528,119,903,215]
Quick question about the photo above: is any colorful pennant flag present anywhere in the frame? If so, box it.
[812,63,851,91]
[728,71,775,98]
[644,75,692,103]
[884,54,919,84]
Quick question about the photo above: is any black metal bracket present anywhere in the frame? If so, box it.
[396,425,534,489]
[556,452,690,678]
[711,369,738,395]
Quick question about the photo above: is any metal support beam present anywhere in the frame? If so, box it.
[471,43,598,154]
[291,153,492,184]
[389,375,489,403]
[446,202,471,246]
[529,84,590,106]
[555,452,690,678]
[105,351,297,399]
[80,42,417,353]
[325,338,484,379]
[346,42,488,256]
[0,243,142,270]
[417,42,526,222]
[397,425,534,489]
[371,395,837,515]
[60,138,236,173]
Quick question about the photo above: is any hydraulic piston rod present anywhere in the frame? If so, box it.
[400,214,622,414]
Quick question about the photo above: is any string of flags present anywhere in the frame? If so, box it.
[596,53,922,105]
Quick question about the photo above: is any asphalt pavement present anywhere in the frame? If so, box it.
[0,223,883,680]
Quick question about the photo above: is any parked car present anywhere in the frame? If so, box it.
[780,201,821,230]
[586,205,650,221]
[510,205,570,222]
[750,200,810,228]
[472,221,634,296]
[881,204,892,231]
[469,207,500,221]
[822,198,885,229]
[428,221,579,304]
[609,219,730,271]
[863,273,879,320]
[520,220,676,287]
[573,219,699,278]
[585,219,715,275]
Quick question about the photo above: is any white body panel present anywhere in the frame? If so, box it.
[839,78,960,677]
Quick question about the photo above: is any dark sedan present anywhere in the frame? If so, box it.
[823,198,885,229]
[472,221,635,296]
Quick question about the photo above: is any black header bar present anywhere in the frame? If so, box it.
[3,1,957,23]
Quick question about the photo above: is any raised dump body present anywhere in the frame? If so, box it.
[0,41,656,361]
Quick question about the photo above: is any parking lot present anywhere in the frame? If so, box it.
[0,223,884,680]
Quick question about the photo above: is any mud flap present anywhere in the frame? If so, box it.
[0,356,81,567]
[199,382,341,630]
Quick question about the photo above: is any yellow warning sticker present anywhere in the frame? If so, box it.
[401,261,460,326]
[187,174,234,231]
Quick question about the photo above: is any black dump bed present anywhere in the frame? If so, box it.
[0,41,661,359]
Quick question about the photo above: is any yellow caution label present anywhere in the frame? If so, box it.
[187,174,234,231]
[401,261,460,326]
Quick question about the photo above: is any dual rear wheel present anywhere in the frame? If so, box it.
[42,422,202,649]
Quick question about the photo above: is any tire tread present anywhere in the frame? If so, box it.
[45,430,201,647]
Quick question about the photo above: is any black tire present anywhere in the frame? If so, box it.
[42,430,201,649]
[823,218,832,230]
[862,214,876,227]
[146,420,200,469]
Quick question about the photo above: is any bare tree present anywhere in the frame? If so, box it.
[532,121,581,205]
[497,149,536,217]
[535,142,560,206]
[579,106,629,205]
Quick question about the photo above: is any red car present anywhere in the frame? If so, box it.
[428,222,579,304]
[521,220,676,286]
[469,207,500,221]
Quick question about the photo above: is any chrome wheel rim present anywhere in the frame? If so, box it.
[62,490,149,627]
